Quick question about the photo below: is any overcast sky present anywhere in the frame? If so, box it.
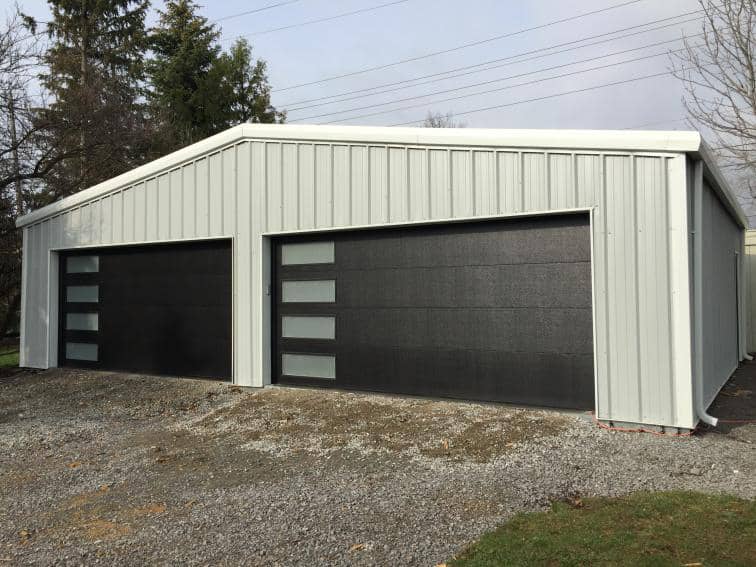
[9,0,703,130]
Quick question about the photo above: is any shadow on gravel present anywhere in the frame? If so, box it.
[703,359,756,439]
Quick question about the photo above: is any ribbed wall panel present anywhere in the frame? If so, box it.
[19,138,704,427]
[701,180,740,405]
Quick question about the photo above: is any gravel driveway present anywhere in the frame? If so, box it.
[1,367,754,566]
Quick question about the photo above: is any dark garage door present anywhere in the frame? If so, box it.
[59,240,232,379]
[273,214,594,409]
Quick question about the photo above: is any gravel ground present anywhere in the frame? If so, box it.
[0,367,754,566]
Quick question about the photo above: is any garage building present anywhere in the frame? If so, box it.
[16,125,747,430]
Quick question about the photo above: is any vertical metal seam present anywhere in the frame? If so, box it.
[572,153,579,206]
[545,152,551,210]
[448,148,453,216]
[296,143,301,229]
[233,145,239,234]
[405,146,411,220]
[631,154,643,421]
[426,148,431,219]
[192,165,197,238]
[518,152,524,212]
[663,157,677,424]
[367,146,372,224]
[262,143,269,232]
[470,149,476,216]
[313,144,319,227]
[601,153,611,417]
[179,167,184,238]
[167,171,172,238]
[348,144,353,225]
[206,154,211,237]
[279,143,284,230]
[386,145,391,222]
[219,152,224,237]
[494,151,501,214]
[330,144,335,225]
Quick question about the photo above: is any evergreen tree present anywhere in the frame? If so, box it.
[148,2,284,153]
[218,39,285,125]
[34,0,150,199]
[147,0,222,150]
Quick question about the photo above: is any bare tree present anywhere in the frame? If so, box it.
[670,0,755,173]
[422,111,466,128]
[0,9,45,337]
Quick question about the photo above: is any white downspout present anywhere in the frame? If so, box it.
[692,159,718,427]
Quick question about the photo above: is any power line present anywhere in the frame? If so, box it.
[221,0,412,42]
[622,117,690,129]
[290,45,692,122]
[286,30,703,115]
[389,69,685,127]
[274,0,647,91]
[299,47,689,124]
[214,0,302,23]
[282,11,703,110]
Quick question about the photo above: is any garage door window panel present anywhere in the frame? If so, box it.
[66,285,99,303]
[281,279,336,303]
[281,241,335,265]
[281,353,336,379]
[66,255,99,273]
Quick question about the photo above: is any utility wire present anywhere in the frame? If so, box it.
[287,28,703,114]
[275,0,647,91]
[290,45,692,122]
[283,11,703,110]
[622,117,690,129]
[389,69,689,127]
[221,0,412,42]
[296,47,690,124]
[214,0,302,23]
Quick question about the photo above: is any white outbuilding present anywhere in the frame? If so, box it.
[16,124,747,431]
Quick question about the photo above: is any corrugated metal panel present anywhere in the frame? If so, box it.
[19,137,696,427]
[701,180,741,405]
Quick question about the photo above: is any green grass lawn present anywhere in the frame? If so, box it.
[450,491,755,567]
[0,343,19,368]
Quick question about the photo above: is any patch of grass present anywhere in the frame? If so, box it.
[0,344,19,368]
[450,491,756,567]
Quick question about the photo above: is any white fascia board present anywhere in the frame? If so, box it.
[17,123,706,228]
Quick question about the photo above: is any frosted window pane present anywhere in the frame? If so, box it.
[282,280,335,303]
[66,312,99,331]
[281,242,334,265]
[67,256,99,273]
[282,316,335,339]
[66,342,98,361]
[282,353,335,379]
[67,285,99,303]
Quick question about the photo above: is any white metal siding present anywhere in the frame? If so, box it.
[701,180,741,406]
[19,136,697,427]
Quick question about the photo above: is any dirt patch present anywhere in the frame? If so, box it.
[188,387,570,463]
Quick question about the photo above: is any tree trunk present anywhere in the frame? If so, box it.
[8,90,23,216]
